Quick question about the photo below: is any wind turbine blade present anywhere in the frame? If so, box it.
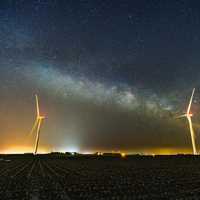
[187,117,197,154]
[35,94,40,117]
[187,88,195,114]
[29,119,39,136]
[175,114,187,119]
[34,119,42,155]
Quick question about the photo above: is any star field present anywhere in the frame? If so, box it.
[0,0,200,154]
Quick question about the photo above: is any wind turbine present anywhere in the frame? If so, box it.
[177,88,197,155]
[30,95,45,155]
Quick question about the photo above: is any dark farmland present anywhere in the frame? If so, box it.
[0,155,200,200]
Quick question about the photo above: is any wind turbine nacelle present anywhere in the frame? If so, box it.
[38,116,46,120]
[187,113,193,117]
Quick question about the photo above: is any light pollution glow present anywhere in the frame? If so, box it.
[0,146,194,155]
[0,145,49,154]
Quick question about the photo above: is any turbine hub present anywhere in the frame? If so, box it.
[38,116,45,120]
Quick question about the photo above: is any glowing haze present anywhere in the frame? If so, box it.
[0,64,198,154]
[0,1,200,154]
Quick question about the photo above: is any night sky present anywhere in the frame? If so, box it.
[1,0,200,154]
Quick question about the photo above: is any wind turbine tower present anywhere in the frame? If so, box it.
[30,95,45,155]
[177,88,197,155]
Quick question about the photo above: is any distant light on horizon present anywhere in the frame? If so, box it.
[58,146,80,153]
[121,152,126,157]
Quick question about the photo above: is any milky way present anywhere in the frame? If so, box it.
[22,65,174,112]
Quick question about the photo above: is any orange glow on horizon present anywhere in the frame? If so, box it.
[0,145,195,155]
[0,145,49,154]
[142,148,193,155]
